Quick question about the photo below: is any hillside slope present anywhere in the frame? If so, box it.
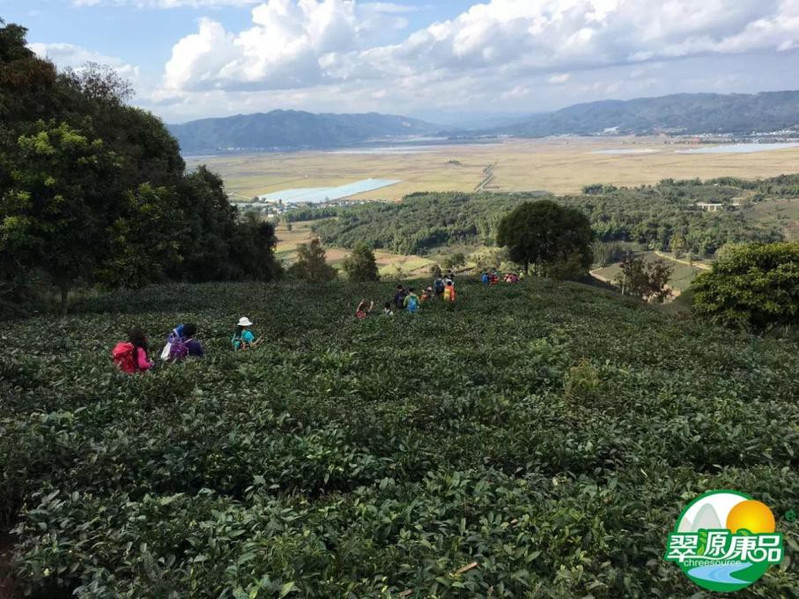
[497,90,799,137]
[168,110,441,153]
[2,280,798,596]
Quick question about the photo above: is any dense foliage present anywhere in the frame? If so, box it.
[1,280,797,596]
[287,238,337,282]
[497,201,593,276]
[0,21,281,311]
[692,242,799,334]
[618,256,674,304]
[310,177,791,258]
[342,243,380,282]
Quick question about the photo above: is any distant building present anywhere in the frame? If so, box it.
[696,202,724,212]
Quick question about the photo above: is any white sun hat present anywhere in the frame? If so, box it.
[237,317,253,327]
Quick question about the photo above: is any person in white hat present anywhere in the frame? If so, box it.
[232,316,262,351]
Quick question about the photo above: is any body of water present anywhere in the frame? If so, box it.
[257,179,401,204]
[676,143,799,154]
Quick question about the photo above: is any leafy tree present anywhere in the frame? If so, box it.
[443,252,466,270]
[172,166,238,282]
[231,212,283,282]
[290,238,337,282]
[0,121,120,310]
[592,241,631,267]
[692,242,799,334]
[669,233,687,258]
[0,20,282,311]
[547,251,589,283]
[99,184,183,289]
[342,243,380,282]
[497,200,594,275]
[617,256,673,303]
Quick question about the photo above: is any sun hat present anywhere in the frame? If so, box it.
[237,317,253,327]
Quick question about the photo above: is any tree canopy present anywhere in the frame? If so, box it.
[692,242,799,334]
[0,21,281,311]
[290,239,337,283]
[342,243,380,282]
[307,177,789,260]
[496,200,594,276]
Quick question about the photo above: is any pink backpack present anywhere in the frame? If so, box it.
[112,342,138,374]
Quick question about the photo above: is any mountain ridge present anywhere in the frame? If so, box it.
[493,90,799,137]
[168,91,799,154]
[168,109,443,154]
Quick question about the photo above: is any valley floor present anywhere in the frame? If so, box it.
[188,137,799,200]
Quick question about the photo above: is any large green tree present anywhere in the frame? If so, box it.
[497,200,594,276]
[0,20,281,310]
[342,243,380,282]
[100,184,184,289]
[692,242,799,334]
[0,121,120,310]
[290,239,337,283]
[231,212,283,282]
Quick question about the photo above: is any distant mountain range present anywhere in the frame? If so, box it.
[491,91,799,137]
[168,110,442,154]
[169,91,799,154]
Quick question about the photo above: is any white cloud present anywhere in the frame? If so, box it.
[73,0,261,7]
[161,0,799,101]
[54,0,799,120]
[159,0,411,96]
[361,2,419,13]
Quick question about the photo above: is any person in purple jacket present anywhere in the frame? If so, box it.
[181,323,204,358]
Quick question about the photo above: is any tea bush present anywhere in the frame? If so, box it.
[1,279,797,597]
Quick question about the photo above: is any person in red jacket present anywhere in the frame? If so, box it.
[112,327,153,374]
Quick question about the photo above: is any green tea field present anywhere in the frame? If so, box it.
[1,280,798,597]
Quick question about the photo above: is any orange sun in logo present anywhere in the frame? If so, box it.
[725,500,776,534]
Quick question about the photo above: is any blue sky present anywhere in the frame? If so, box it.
[4,0,799,123]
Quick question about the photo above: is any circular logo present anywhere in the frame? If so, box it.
[665,490,784,593]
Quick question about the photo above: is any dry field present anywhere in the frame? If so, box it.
[275,221,437,278]
[187,137,799,200]
[591,250,709,295]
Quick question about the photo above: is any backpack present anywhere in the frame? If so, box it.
[407,295,419,313]
[395,292,406,309]
[161,326,188,362]
[435,279,444,294]
[112,342,138,374]
[444,286,455,302]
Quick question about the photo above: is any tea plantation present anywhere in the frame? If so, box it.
[1,280,798,597]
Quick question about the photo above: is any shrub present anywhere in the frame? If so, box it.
[692,242,799,334]
[288,239,337,283]
[342,243,380,282]
[617,255,673,303]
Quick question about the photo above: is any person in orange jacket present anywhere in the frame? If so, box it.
[443,281,456,303]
